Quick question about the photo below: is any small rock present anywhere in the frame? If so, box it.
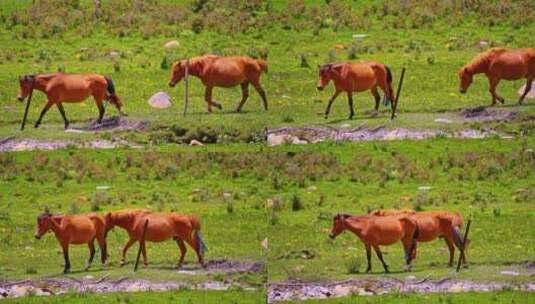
[434,118,453,123]
[83,275,94,280]
[307,186,317,192]
[108,51,120,58]
[340,123,351,128]
[11,286,31,297]
[406,275,416,280]
[222,192,231,199]
[500,270,519,276]
[261,238,268,250]
[164,40,180,49]
[148,92,172,109]
[334,44,345,50]
[190,139,203,146]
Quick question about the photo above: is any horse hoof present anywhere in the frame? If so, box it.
[63,269,70,274]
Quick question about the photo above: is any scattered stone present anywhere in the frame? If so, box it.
[261,238,269,250]
[460,107,517,121]
[108,51,120,58]
[190,139,204,146]
[434,118,453,123]
[307,186,317,192]
[148,92,172,109]
[500,270,519,276]
[164,40,180,49]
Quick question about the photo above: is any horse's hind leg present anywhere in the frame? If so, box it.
[236,82,250,112]
[94,97,105,123]
[444,237,455,267]
[34,100,55,128]
[85,239,96,270]
[372,245,389,273]
[518,78,533,104]
[185,236,206,268]
[204,86,218,112]
[96,235,108,264]
[175,239,187,268]
[371,87,380,113]
[140,240,148,266]
[252,81,268,111]
[347,92,355,120]
[56,103,69,129]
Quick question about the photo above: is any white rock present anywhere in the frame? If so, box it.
[261,237,268,250]
[434,118,453,123]
[500,270,519,276]
[190,139,204,146]
[518,83,535,99]
[148,92,172,109]
[164,40,180,49]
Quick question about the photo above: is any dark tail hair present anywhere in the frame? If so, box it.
[383,65,395,107]
[190,215,208,256]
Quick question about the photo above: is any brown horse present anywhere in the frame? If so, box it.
[329,213,419,273]
[34,211,108,273]
[459,48,535,105]
[317,61,396,119]
[105,210,206,268]
[17,73,125,128]
[370,209,468,267]
[168,55,268,112]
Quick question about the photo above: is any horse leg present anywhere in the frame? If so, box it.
[444,237,455,267]
[95,97,105,123]
[371,87,380,113]
[85,239,96,270]
[324,90,341,119]
[120,238,137,266]
[96,235,108,264]
[61,243,71,274]
[488,77,504,105]
[372,245,389,273]
[185,236,206,268]
[235,82,250,113]
[365,244,372,273]
[252,82,268,111]
[34,100,55,128]
[175,239,187,268]
[56,103,69,129]
[204,86,214,112]
[347,92,355,120]
[140,240,148,266]
[518,78,533,104]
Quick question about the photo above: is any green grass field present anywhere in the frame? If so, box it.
[0,1,534,303]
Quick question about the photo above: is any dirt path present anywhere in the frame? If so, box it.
[268,278,535,302]
[0,137,141,152]
[0,260,264,299]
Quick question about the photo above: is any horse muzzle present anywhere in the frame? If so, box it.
[459,89,466,94]
[328,233,336,240]
[168,81,177,88]
[317,86,324,91]
[34,234,41,240]
[17,96,24,102]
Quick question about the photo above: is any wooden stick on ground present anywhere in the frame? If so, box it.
[20,90,33,131]
[456,219,471,272]
[134,219,149,272]
[183,59,189,117]
[391,67,406,120]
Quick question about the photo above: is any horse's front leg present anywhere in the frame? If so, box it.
[140,240,148,266]
[488,77,504,105]
[204,86,214,112]
[34,100,55,128]
[252,81,268,111]
[61,243,71,274]
[95,97,105,123]
[347,92,355,120]
[85,239,96,271]
[444,237,455,267]
[365,244,372,273]
[324,90,341,119]
[519,78,533,104]
[373,245,390,273]
[56,103,69,129]
[120,237,137,266]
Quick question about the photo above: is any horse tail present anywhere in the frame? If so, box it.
[452,226,464,248]
[104,76,122,107]
[383,65,395,106]
[257,59,268,74]
[190,215,208,256]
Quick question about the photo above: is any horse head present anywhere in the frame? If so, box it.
[104,212,115,236]
[18,75,35,102]
[329,213,351,239]
[458,67,473,94]
[168,60,187,87]
[34,210,52,240]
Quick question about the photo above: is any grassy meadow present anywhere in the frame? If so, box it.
[0,1,534,303]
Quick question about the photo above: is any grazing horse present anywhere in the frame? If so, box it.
[105,210,207,268]
[370,209,468,267]
[34,211,108,273]
[329,213,419,273]
[17,73,125,128]
[458,48,535,105]
[168,55,268,112]
[317,61,396,119]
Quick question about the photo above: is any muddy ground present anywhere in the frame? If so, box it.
[268,277,535,302]
[0,260,264,299]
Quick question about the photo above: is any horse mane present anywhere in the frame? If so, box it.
[466,48,508,72]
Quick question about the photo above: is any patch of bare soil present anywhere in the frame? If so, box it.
[268,278,535,302]
[267,125,503,146]
[177,259,264,275]
[0,137,140,152]
[73,116,148,132]
[460,106,518,121]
